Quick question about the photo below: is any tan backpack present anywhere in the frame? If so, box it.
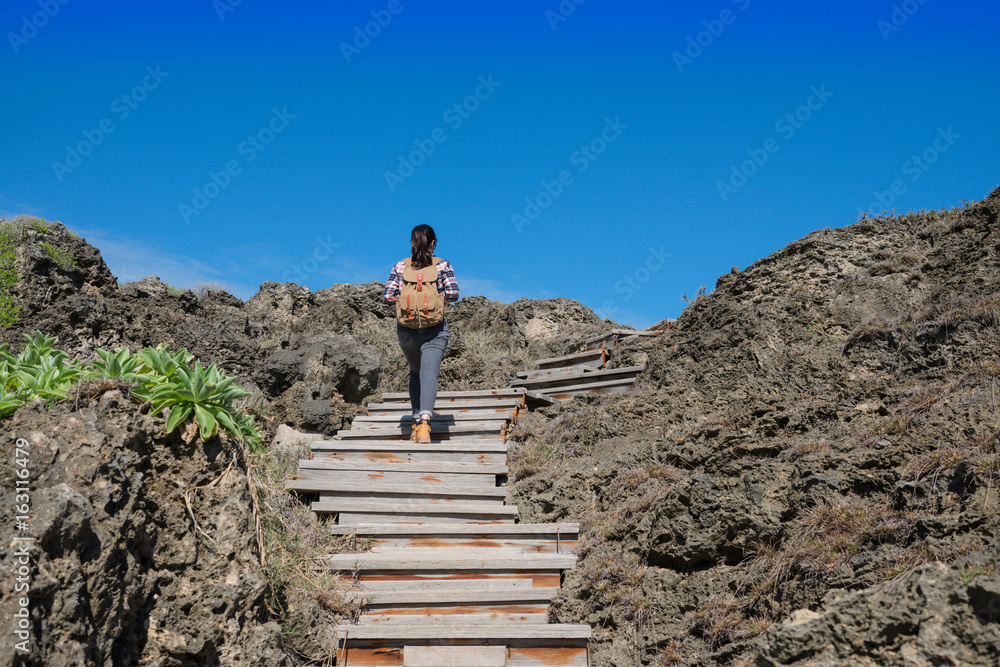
[396,256,445,329]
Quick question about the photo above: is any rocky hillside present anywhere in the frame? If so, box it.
[1,185,998,666]
[508,186,1000,665]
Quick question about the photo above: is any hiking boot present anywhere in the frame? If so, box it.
[412,417,432,444]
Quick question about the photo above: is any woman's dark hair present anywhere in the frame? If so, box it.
[410,225,437,269]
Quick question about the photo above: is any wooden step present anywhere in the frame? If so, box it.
[515,366,597,379]
[319,552,577,571]
[349,588,560,604]
[585,328,660,351]
[535,377,639,402]
[346,419,510,433]
[335,623,592,639]
[327,523,579,554]
[313,450,506,466]
[510,365,645,390]
[336,423,507,441]
[354,579,534,591]
[311,440,507,466]
[313,500,518,525]
[381,388,526,403]
[365,399,524,413]
[286,479,507,502]
[535,348,606,370]
[353,410,516,425]
[297,459,504,488]
[337,626,591,666]
[313,439,507,452]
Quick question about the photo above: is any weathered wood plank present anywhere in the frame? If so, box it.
[356,579,533,591]
[515,366,597,379]
[353,410,516,424]
[312,439,508,452]
[345,571,563,588]
[360,610,549,625]
[319,492,505,507]
[299,459,507,475]
[319,553,577,571]
[333,624,592,639]
[339,513,515,526]
[314,500,517,517]
[510,365,645,389]
[366,399,524,412]
[313,450,506,465]
[347,587,559,604]
[348,419,510,432]
[538,378,638,402]
[534,348,606,369]
[381,388,526,401]
[286,479,506,498]
[344,643,590,667]
[297,468,498,487]
[327,523,579,536]
[337,428,507,442]
[366,538,576,554]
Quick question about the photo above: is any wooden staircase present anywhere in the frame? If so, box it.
[512,335,656,406]
[286,387,591,666]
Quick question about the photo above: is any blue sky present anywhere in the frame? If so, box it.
[1,0,997,328]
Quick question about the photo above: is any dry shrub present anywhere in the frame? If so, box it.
[689,595,772,649]
[858,414,913,447]
[578,544,649,623]
[656,640,685,665]
[868,251,920,276]
[902,426,1000,490]
[743,497,915,598]
[673,416,731,444]
[909,293,1000,329]
[898,380,952,415]
[252,441,364,623]
[843,316,894,353]
[68,377,135,410]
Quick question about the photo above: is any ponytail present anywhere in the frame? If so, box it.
[410,224,437,269]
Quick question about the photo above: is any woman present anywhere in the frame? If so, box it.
[382,225,460,443]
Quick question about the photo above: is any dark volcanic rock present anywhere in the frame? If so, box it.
[757,559,1000,666]
[0,397,289,667]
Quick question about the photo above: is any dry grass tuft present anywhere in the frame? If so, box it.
[68,377,135,410]
[251,441,365,624]
[743,497,916,599]
[689,595,773,649]
[656,640,685,665]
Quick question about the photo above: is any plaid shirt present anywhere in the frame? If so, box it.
[383,259,460,304]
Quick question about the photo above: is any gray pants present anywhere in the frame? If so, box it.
[396,319,449,418]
